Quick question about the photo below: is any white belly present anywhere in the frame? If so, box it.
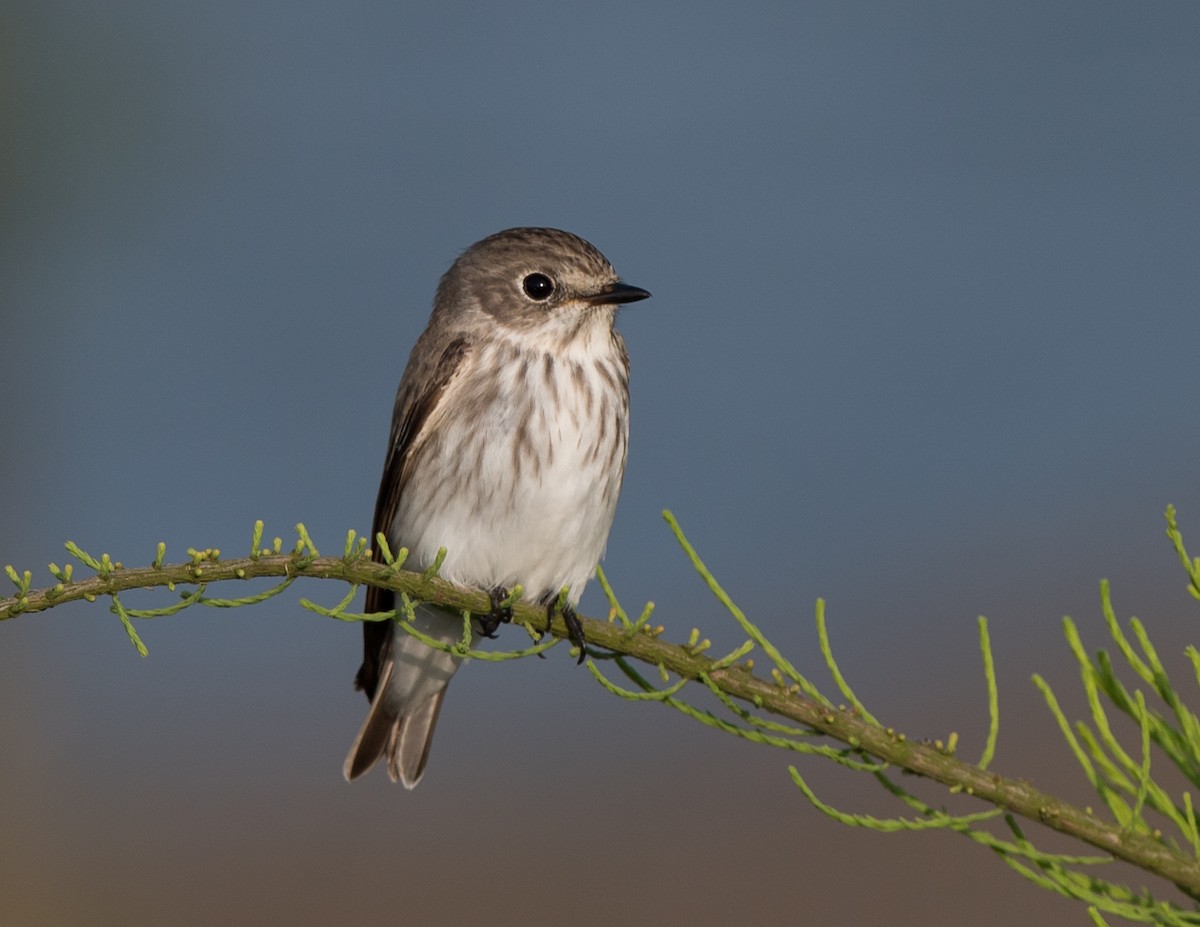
[392,336,628,605]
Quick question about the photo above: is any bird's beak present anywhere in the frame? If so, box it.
[582,282,652,306]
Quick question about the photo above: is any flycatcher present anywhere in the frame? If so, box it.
[344,227,650,787]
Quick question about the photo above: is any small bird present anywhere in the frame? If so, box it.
[344,227,650,787]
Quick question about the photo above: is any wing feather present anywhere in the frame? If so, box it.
[354,335,471,699]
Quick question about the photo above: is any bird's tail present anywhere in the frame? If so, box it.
[343,607,468,788]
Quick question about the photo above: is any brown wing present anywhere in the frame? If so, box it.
[354,335,471,699]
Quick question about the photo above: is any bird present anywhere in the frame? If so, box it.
[343,227,650,787]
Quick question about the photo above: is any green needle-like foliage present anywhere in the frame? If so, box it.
[5,507,1200,923]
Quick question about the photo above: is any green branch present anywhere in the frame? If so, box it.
[5,511,1200,923]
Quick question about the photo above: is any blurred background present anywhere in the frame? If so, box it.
[3,2,1199,923]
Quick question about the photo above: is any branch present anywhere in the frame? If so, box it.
[4,514,1200,921]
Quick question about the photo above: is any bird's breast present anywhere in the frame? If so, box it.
[393,335,629,602]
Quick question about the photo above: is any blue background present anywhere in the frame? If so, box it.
[3,2,1200,923]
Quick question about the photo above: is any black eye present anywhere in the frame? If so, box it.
[522,273,555,301]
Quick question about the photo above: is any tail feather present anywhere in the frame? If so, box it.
[343,661,396,781]
[386,689,446,788]
[344,607,467,787]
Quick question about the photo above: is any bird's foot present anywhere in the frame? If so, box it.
[545,599,587,665]
[478,586,514,638]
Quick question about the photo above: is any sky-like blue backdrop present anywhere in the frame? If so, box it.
[3,2,1199,924]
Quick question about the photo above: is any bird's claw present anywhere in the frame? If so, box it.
[478,586,513,638]
[545,600,587,664]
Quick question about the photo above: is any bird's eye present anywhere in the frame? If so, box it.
[522,273,555,301]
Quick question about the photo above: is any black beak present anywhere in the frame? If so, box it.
[583,282,652,306]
